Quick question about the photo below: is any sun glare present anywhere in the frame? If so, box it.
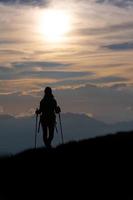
[38,9,71,42]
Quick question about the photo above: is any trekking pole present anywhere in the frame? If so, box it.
[55,126,58,134]
[59,113,64,144]
[38,115,41,133]
[55,121,58,135]
[35,112,38,149]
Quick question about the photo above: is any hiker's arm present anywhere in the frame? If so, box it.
[55,100,61,113]
[36,101,42,115]
[56,106,61,113]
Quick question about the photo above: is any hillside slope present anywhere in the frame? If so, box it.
[1,130,133,199]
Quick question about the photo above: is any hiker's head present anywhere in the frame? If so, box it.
[44,87,52,96]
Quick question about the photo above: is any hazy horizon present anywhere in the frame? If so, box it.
[1,112,133,154]
[0,0,133,123]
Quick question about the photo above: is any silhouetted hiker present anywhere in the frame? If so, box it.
[36,87,61,148]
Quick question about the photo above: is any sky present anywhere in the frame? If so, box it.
[0,0,133,123]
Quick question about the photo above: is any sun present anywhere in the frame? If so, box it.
[38,9,71,42]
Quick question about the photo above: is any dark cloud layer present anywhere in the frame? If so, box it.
[1,83,133,123]
[104,42,133,51]
[0,0,48,6]
[0,66,93,80]
[75,22,133,37]
[0,40,20,45]
[19,70,93,79]
[96,0,133,7]
[0,60,93,80]
[0,50,27,55]
[1,0,133,8]
[12,61,70,68]
[89,76,128,84]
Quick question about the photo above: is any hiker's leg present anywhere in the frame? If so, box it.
[41,123,48,147]
[48,123,55,146]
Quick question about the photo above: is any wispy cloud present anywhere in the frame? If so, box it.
[0,0,49,6]
[12,61,70,68]
[0,0,133,122]
[96,0,133,8]
[74,21,133,38]
[1,83,133,122]
[88,76,128,84]
[103,42,133,51]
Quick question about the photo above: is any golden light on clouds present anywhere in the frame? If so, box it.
[37,9,71,42]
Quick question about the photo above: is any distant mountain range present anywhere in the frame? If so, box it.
[0,113,133,154]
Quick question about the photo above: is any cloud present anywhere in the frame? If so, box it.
[0,65,12,72]
[89,76,128,84]
[0,61,73,80]
[2,0,131,8]
[1,83,133,123]
[0,59,94,81]
[75,21,133,37]
[0,68,93,80]
[0,61,84,80]
[96,0,133,8]
[109,83,129,89]
[12,61,70,68]
[54,83,133,122]
[103,42,133,51]
[0,78,58,95]
[0,49,27,55]
[0,0,133,123]
[0,40,21,45]
[0,0,49,6]
[19,70,93,79]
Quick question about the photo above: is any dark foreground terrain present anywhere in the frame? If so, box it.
[1,130,133,199]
